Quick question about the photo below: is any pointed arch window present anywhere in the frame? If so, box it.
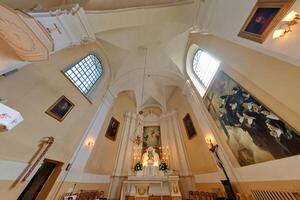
[64,54,103,96]
[192,50,220,95]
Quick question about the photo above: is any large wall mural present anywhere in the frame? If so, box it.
[204,71,300,166]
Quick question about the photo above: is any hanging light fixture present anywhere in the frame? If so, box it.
[130,47,148,146]
[139,47,148,113]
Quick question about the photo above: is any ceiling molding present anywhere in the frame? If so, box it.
[85,0,194,13]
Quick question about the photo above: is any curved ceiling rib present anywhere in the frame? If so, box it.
[85,2,197,111]
[84,0,192,11]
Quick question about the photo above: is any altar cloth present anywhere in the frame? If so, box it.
[120,176,181,200]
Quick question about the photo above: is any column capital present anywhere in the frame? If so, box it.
[123,111,138,119]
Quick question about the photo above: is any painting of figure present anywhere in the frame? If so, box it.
[244,7,280,35]
[46,96,74,122]
[143,126,161,148]
[204,71,300,166]
[238,0,295,43]
[105,117,120,141]
[183,113,197,139]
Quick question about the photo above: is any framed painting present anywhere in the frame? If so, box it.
[143,126,161,148]
[105,117,120,141]
[204,71,300,166]
[238,0,295,43]
[183,113,197,139]
[46,96,74,122]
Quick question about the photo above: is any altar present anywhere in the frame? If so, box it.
[120,176,181,200]
[120,146,182,200]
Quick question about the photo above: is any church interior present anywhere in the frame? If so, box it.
[1,0,300,200]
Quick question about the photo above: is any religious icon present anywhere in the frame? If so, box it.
[105,117,120,141]
[238,0,295,43]
[143,126,161,148]
[183,113,197,139]
[45,96,74,122]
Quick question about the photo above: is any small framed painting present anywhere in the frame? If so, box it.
[238,0,295,43]
[105,117,120,141]
[183,113,197,139]
[46,96,74,122]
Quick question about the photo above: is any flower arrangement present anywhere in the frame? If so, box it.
[134,161,143,172]
[159,161,169,172]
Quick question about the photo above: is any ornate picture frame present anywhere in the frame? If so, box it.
[183,113,197,139]
[45,96,74,122]
[238,0,295,43]
[105,117,120,141]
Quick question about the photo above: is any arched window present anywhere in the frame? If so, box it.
[192,49,220,96]
[64,54,103,96]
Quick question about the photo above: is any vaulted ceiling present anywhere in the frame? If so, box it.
[0,0,64,10]
[3,0,300,111]
[0,0,191,11]
[86,0,300,111]
[83,0,190,10]
[87,2,196,111]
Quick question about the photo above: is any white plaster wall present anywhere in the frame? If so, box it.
[0,160,28,180]
[62,90,115,184]
[194,172,222,183]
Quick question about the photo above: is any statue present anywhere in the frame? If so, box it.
[140,147,161,176]
[142,147,160,167]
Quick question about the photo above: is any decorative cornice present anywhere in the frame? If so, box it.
[85,0,194,14]
[30,4,80,17]
[160,110,177,119]
[123,111,138,119]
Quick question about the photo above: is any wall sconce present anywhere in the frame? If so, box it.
[85,138,95,148]
[205,136,218,153]
[273,10,300,39]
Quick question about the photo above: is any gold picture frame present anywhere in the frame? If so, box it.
[238,0,295,43]
[105,117,120,141]
[45,96,74,122]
